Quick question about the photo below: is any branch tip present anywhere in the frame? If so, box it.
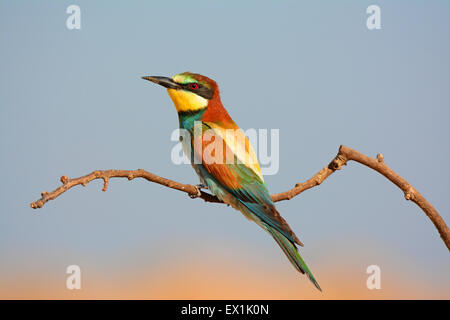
[102,178,109,192]
[376,153,384,163]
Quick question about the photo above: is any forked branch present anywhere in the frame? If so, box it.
[30,145,450,250]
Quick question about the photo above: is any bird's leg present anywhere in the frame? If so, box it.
[196,183,208,190]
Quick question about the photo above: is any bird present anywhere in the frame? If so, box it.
[142,72,321,291]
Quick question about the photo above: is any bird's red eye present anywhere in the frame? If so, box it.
[190,83,198,90]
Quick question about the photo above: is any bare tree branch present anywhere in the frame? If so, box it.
[30,145,450,250]
[30,169,222,209]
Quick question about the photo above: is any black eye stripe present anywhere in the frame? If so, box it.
[182,82,214,99]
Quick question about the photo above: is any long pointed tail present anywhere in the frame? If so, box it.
[265,224,321,291]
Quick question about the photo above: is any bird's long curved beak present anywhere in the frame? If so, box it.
[141,76,180,90]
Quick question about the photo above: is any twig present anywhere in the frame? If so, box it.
[30,169,222,210]
[30,145,450,250]
[272,145,449,249]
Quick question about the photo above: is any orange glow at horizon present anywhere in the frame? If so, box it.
[1,253,448,300]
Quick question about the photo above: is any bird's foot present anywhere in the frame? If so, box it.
[189,185,203,199]
[189,184,208,199]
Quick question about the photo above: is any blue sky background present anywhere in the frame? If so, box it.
[1,0,449,298]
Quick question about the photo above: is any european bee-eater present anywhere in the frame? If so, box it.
[142,72,321,291]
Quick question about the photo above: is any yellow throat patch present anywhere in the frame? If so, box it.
[167,88,208,113]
